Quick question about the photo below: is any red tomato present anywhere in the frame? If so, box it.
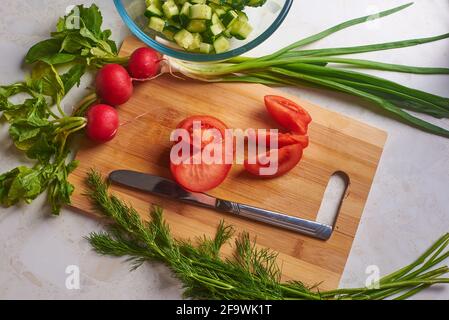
[265,95,312,135]
[170,158,232,193]
[244,144,303,178]
[176,115,228,149]
[170,116,232,192]
[248,131,309,149]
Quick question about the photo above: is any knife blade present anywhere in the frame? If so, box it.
[109,170,333,240]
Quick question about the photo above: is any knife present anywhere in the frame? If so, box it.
[109,170,333,240]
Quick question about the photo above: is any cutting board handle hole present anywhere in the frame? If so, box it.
[316,172,350,227]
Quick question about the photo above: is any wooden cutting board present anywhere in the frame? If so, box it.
[69,36,387,290]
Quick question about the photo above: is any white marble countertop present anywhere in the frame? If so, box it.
[1,0,448,300]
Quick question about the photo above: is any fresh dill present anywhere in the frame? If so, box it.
[85,171,449,300]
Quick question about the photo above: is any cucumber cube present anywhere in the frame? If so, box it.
[174,29,194,49]
[231,20,253,40]
[200,42,213,54]
[210,23,224,36]
[221,10,238,28]
[149,16,165,33]
[189,4,212,20]
[213,36,230,54]
[187,20,207,33]
[162,0,180,19]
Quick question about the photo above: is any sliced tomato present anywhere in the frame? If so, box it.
[176,115,228,149]
[244,144,303,178]
[171,157,232,193]
[248,131,309,149]
[171,115,232,192]
[265,95,312,135]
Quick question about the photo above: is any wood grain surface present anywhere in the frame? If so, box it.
[69,37,387,290]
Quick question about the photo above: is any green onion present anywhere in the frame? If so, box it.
[170,3,449,138]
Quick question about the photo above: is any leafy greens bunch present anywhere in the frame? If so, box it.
[173,3,449,138]
[86,171,449,300]
[0,5,123,214]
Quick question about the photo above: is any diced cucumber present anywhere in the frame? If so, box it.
[148,16,165,33]
[179,2,192,26]
[188,33,202,51]
[174,29,194,49]
[231,20,253,40]
[163,25,179,41]
[143,0,266,54]
[211,13,220,25]
[145,4,163,18]
[200,42,213,54]
[180,2,192,16]
[146,0,161,6]
[201,29,216,44]
[214,7,227,17]
[221,10,238,28]
[189,4,212,20]
[223,27,232,38]
[209,23,224,36]
[213,36,230,54]
[162,0,179,20]
[246,0,268,7]
[187,20,207,33]
[237,11,248,22]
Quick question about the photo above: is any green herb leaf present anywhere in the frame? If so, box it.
[85,171,449,300]
[5,166,43,206]
[79,4,103,37]
[1,4,120,215]
[26,134,56,162]
[25,38,62,64]
[61,64,86,93]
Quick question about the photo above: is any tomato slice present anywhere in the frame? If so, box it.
[244,144,303,178]
[265,95,312,135]
[171,157,232,193]
[248,131,309,149]
[171,115,232,192]
[176,115,228,149]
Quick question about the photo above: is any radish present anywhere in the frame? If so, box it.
[128,47,162,80]
[86,104,120,143]
[96,64,133,106]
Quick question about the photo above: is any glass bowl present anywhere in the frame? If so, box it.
[113,0,293,62]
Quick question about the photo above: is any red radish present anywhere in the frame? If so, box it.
[128,47,162,80]
[96,64,133,106]
[86,104,120,143]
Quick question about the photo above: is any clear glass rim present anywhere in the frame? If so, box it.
[113,0,293,62]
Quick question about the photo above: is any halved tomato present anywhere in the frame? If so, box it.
[170,116,232,192]
[265,95,312,135]
[248,131,309,149]
[244,144,303,178]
